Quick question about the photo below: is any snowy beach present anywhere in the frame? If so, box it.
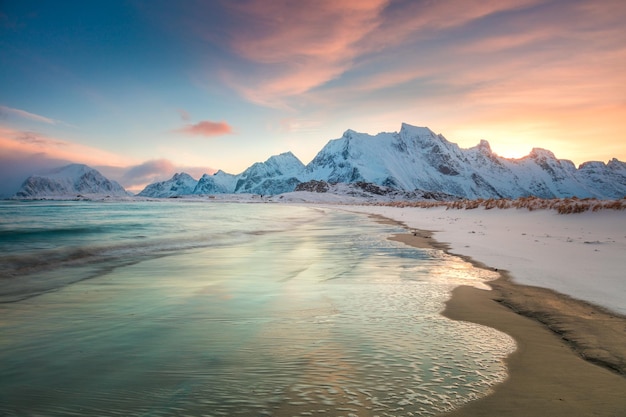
[344,205,626,316]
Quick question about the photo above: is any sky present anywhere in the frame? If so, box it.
[1,0,625,195]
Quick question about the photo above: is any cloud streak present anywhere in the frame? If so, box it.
[209,0,551,107]
[198,0,624,115]
[0,105,58,124]
[214,0,387,106]
[176,120,234,137]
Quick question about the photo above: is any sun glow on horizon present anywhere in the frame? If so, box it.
[491,145,533,161]
[449,123,599,166]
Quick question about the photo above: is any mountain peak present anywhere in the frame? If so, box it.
[172,172,195,181]
[263,151,305,173]
[529,148,557,160]
[267,151,300,163]
[342,129,358,139]
[137,171,198,197]
[478,139,491,151]
[399,122,437,137]
[43,163,91,178]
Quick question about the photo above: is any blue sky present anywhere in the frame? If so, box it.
[1,0,625,194]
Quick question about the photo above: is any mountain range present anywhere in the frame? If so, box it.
[138,123,626,199]
[13,123,626,200]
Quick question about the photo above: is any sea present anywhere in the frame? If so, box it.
[0,200,515,416]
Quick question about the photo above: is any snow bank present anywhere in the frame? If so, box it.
[344,205,626,315]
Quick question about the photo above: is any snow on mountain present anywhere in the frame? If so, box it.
[194,170,239,195]
[135,123,625,199]
[233,152,305,195]
[137,172,198,198]
[303,124,475,194]
[576,159,626,199]
[141,152,305,197]
[14,164,129,199]
[302,123,625,199]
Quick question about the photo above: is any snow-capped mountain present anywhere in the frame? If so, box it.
[233,152,304,195]
[137,123,626,199]
[140,152,305,198]
[14,164,129,199]
[301,124,625,199]
[194,170,238,195]
[576,159,626,199]
[137,172,198,198]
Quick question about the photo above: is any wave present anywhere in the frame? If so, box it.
[0,201,328,303]
[0,225,108,240]
[0,230,262,303]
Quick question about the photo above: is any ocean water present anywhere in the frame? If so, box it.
[0,200,515,416]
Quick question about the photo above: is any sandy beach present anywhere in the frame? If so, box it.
[359,207,626,416]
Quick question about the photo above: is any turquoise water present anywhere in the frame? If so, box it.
[0,201,515,416]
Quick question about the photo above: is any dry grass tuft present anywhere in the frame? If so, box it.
[364,196,626,214]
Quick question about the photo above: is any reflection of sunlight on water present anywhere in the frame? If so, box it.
[409,248,498,291]
[0,203,515,416]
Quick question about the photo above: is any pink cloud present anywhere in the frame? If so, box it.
[121,159,176,181]
[215,0,387,106]
[111,159,216,193]
[0,126,132,167]
[212,0,549,107]
[305,0,626,111]
[177,120,234,137]
[0,126,135,196]
[0,126,221,195]
[226,0,385,63]
[358,0,543,50]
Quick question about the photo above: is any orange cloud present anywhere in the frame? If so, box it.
[177,120,234,137]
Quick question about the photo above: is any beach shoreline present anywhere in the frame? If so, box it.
[349,206,626,316]
[383,224,626,416]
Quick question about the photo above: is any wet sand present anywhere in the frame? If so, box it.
[389,230,626,416]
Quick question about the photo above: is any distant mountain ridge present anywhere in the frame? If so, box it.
[12,123,626,200]
[138,123,626,199]
[14,164,129,199]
